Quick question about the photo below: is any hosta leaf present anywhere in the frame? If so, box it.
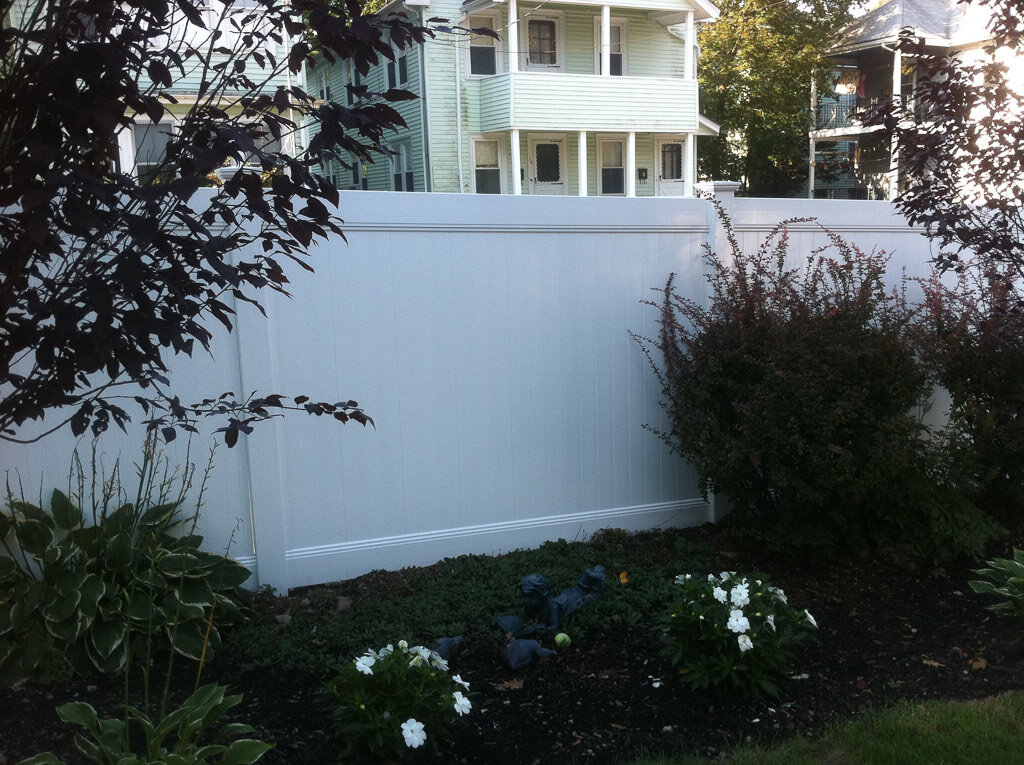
[69,525,102,552]
[0,556,18,579]
[89,617,125,660]
[0,512,12,540]
[47,613,85,643]
[139,501,181,531]
[55,567,87,597]
[167,618,208,660]
[103,533,134,570]
[15,519,54,556]
[78,574,106,619]
[9,501,48,523]
[134,568,169,590]
[125,594,160,623]
[159,552,203,577]
[56,700,101,728]
[44,590,82,623]
[179,580,214,608]
[104,504,137,535]
[49,489,82,530]
[221,739,272,764]
[205,559,253,590]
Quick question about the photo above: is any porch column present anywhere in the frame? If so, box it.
[626,131,636,197]
[684,132,695,197]
[809,76,817,199]
[889,47,901,199]
[578,131,588,196]
[511,129,522,195]
[508,0,518,73]
[684,10,695,80]
[601,6,611,77]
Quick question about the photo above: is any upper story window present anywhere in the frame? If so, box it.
[388,42,409,88]
[593,18,628,76]
[316,69,331,101]
[344,62,362,107]
[525,15,561,71]
[468,13,500,76]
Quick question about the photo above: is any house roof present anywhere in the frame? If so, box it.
[829,0,992,56]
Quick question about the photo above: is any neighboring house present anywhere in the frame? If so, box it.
[808,0,994,200]
[310,0,720,196]
[114,0,300,182]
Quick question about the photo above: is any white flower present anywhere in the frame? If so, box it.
[719,571,734,582]
[713,586,728,603]
[452,674,470,690]
[727,609,750,634]
[401,718,426,748]
[766,614,776,631]
[408,654,425,667]
[398,639,409,651]
[707,573,717,582]
[768,586,788,605]
[453,691,472,716]
[674,574,692,585]
[737,634,754,653]
[804,609,818,628]
[379,643,394,657]
[730,583,750,607]
[354,655,375,675]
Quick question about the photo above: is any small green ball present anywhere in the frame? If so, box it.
[554,632,571,648]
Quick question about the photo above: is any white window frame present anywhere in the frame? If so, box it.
[597,135,626,196]
[390,142,414,191]
[316,68,331,101]
[471,135,505,194]
[522,12,564,71]
[132,120,176,184]
[466,12,503,77]
[388,40,410,88]
[593,17,628,76]
[344,61,362,107]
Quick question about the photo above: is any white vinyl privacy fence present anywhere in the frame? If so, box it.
[0,187,944,592]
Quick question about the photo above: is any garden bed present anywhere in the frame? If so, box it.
[2,522,1023,764]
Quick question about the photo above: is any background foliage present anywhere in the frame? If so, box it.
[697,0,866,196]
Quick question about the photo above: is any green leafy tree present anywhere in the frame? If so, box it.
[698,0,865,196]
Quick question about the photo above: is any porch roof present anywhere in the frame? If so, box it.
[828,0,992,56]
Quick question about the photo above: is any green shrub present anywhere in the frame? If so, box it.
[0,443,250,686]
[634,206,998,559]
[325,640,473,761]
[16,683,270,765]
[969,548,1024,619]
[661,571,817,698]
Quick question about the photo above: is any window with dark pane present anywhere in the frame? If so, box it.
[535,143,560,182]
[474,139,501,193]
[661,143,683,180]
[601,140,624,194]
[528,19,557,65]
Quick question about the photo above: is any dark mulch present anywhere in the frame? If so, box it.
[3,523,1024,764]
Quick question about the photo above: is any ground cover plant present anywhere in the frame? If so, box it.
[2,521,1022,764]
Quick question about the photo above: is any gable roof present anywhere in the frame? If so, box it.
[829,0,992,55]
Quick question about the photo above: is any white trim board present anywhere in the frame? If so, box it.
[275,498,712,590]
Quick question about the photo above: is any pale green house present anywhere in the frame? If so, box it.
[311,0,720,196]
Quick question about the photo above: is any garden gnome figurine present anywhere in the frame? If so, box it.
[504,638,556,670]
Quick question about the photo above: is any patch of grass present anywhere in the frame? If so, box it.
[223,528,711,675]
[631,692,1024,765]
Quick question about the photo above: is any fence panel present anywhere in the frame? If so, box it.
[0,191,940,592]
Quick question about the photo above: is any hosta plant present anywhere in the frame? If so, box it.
[325,640,473,760]
[0,445,250,686]
[662,571,818,698]
[969,549,1024,619]
[16,683,270,765]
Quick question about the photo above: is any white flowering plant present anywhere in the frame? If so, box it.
[325,640,472,760]
[661,572,818,698]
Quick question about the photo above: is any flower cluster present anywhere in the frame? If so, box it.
[326,640,473,760]
[663,572,818,698]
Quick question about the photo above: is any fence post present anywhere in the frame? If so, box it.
[693,181,743,525]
